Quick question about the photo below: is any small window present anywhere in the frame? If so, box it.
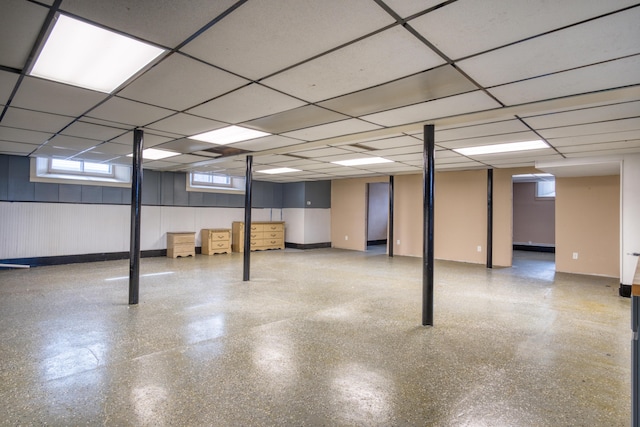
[31,157,131,187]
[187,171,245,194]
[536,180,556,198]
[49,159,113,176]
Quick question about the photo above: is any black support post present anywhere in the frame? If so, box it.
[243,155,253,281]
[487,169,493,269]
[129,128,143,305]
[388,175,394,258]
[422,125,435,326]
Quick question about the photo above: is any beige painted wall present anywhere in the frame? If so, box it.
[393,174,423,256]
[555,175,620,277]
[331,176,388,251]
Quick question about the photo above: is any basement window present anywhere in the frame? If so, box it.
[30,157,131,187]
[187,171,245,194]
[536,180,556,198]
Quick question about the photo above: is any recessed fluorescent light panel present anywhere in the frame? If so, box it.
[332,157,394,166]
[127,148,179,160]
[257,167,301,174]
[29,14,165,93]
[189,126,271,145]
[453,140,548,156]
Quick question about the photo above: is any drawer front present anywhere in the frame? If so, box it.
[264,223,284,232]
[211,240,229,250]
[249,239,264,248]
[211,231,230,241]
[249,223,265,232]
[264,231,283,240]
[168,233,194,244]
[249,231,263,240]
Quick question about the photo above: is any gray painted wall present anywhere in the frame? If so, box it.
[283,180,331,208]
[0,154,287,208]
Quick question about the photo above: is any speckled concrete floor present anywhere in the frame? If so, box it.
[0,249,631,426]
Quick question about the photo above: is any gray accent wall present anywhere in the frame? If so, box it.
[283,181,331,208]
[0,154,286,208]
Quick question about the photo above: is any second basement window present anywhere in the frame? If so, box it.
[187,171,245,194]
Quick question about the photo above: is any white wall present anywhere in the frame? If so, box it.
[0,202,282,258]
[283,208,331,245]
[622,154,640,285]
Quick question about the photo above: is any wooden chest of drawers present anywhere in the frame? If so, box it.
[232,221,285,252]
[166,232,195,258]
[201,228,231,255]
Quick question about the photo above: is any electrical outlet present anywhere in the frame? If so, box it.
[306,200,311,206]
[345,235,348,241]
[477,245,482,252]
[572,252,579,260]
[397,240,400,245]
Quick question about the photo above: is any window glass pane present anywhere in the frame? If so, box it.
[211,174,230,185]
[193,172,213,184]
[84,162,111,174]
[51,159,82,172]
[536,180,556,198]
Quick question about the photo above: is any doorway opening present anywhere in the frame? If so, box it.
[366,182,389,253]
[512,174,556,275]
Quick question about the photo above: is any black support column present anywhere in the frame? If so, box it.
[388,175,394,257]
[243,155,253,281]
[129,128,143,305]
[487,169,493,269]
[422,125,435,326]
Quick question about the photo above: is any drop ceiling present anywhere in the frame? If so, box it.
[0,0,639,182]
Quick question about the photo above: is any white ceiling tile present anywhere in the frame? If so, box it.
[181,0,394,80]
[153,138,216,153]
[0,70,20,105]
[60,121,127,141]
[47,134,100,150]
[0,0,47,69]
[89,142,134,156]
[146,113,226,136]
[290,146,353,158]
[230,135,304,151]
[243,105,348,134]
[60,0,239,48]
[318,65,477,116]
[356,135,422,150]
[385,153,424,162]
[2,108,74,133]
[31,144,82,158]
[369,145,422,156]
[458,8,640,87]
[141,160,181,168]
[523,101,640,129]
[73,151,121,162]
[11,77,108,116]
[0,140,38,155]
[539,117,640,139]
[264,26,445,102]
[383,0,444,18]
[282,119,382,141]
[188,84,306,123]
[362,91,501,127]
[435,119,530,142]
[547,130,640,147]
[119,54,248,111]
[565,146,640,157]
[0,126,51,145]
[489,55,640,106]
[165,154,211,164]
[559,139,640,153]
[111,131,173,148]
[409,0,639,60]
[86,97,174,127]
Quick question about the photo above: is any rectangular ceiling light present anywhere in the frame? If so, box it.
[453,140,549,156]
[189,126,271,145]
[331,157,394,166]
[257,167,301,174]
[29,14,165,93]
[127,148,179,160]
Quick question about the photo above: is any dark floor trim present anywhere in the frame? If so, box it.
[620,284,632,298]
[367,239,388,246]
[285,242,331,250]
[513,244,555,253]
[0,247,202,268]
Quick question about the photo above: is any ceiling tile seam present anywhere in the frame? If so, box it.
[524,115,640,133]
[521,99,640,120]
[254,22,401,83]
[0,0,61,124]
[453,3,640,64]
[515,116,565,159]
[481,53,640,91]
[374,0,458,25]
